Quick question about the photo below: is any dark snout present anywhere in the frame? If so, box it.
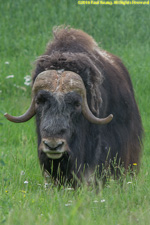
[41,138,69,159]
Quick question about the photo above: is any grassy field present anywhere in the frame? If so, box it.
[0,1,150,224]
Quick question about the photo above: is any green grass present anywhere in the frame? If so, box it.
[0,1,150,224]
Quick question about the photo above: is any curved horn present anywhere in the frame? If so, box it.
[4,99,35,123]
[81,87,113,125]
[82,98,113,125]
[4,70,57,124]
[62,71,113,125]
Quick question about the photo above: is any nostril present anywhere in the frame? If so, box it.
[55,141,64,150]
[43,140,64,151]
[43,140,51,149]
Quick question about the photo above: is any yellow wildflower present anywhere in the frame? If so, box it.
[20,190,26,194]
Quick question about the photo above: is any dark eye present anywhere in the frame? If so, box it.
[35,99,40,106]
[35,93,47,108]
[74,101,81,109]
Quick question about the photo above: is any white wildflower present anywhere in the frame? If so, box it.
[93,200,99,203]
[6,75,14,79]
[24,75,31,86]
[5,61,10,65]
[24,81,31,86]
[65,203,72,207]
[101,199,105,203]
[65,200,72,207]
[66,187,74,191]
[24,180,28,184]
[24,75,31,81]
[44,182,49,189]
[127,182,132,184]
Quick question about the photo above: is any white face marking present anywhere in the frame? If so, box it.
[57,69,64,74]
[70,79,73,86]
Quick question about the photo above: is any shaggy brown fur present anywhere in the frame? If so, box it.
[32,27,143,179]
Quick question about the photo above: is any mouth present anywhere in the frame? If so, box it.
[46,152,64,159]
[42,149,66,159]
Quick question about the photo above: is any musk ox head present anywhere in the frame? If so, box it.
[4,70,113,160]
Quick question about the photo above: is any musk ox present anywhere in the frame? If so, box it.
[5,27,143,185]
